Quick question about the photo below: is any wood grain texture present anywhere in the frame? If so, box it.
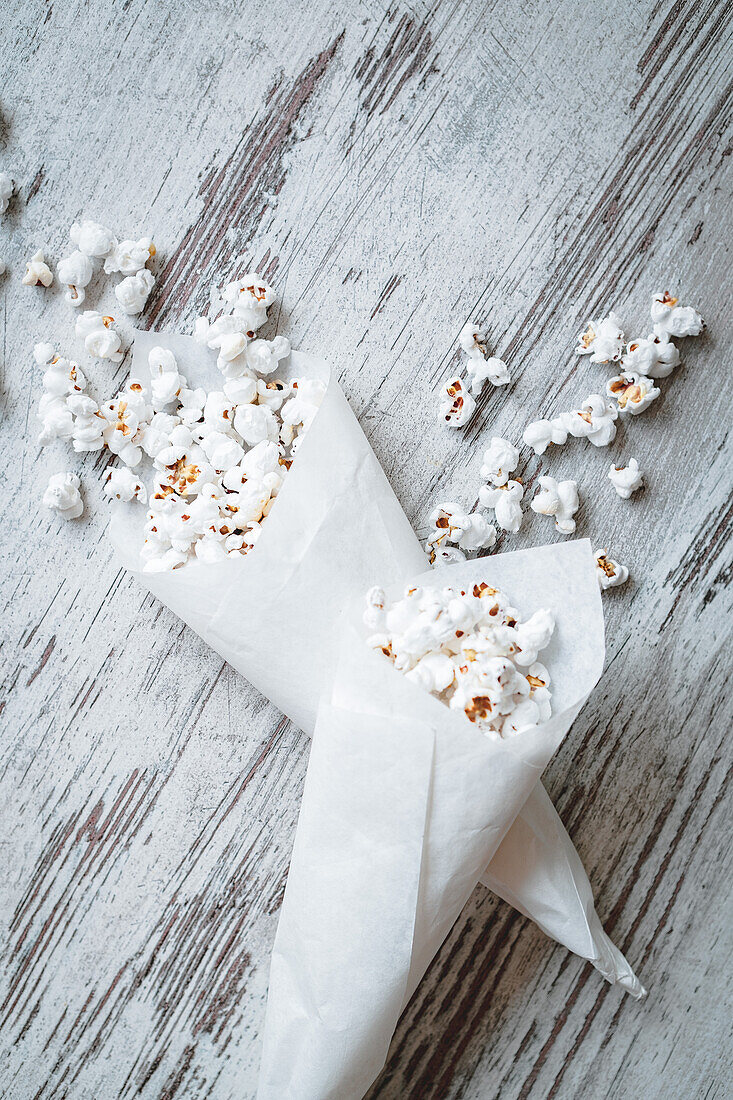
[0,1,731,1098]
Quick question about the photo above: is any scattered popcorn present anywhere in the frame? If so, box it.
[115,268,155,314]
[70,220,115,258]
[22,250,53,287]
[57,251,94,306]
[479,480,524,534]
[439,377,476,427]
[595,548,629,590]
[431,544,467,565]
[522,417,568,456]
[559,394,618,447]
[575,312,624,363]
[43,472,83,520]
[651,292,704,339]
[457,321,487,358]
[480,437,519,487]
[624,334,681,379]
[608,458,644,499]
[104,236,155,275]
[104,466,147,503]
[530,476,579,535]
[75,311,124,362]
[366,582,555,740]
[606,371,660,415]
[0,172,13,213]
[425,502,496,561]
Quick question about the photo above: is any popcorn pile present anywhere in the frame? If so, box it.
[37,269,326,572]
[364,582,554,740]
[431,292,705,591]
[55,219,157,312]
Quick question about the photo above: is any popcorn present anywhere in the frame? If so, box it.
[439,377,476,427]
[457,322,510,392]
[178,387,207,425]
[115,268,155,314]
[256,378,289,411]
[530,476,579,535]
[523,417,568,455]
[0,172,14,213]
[651,292,704,339]
[149,346,186,409]
[457,321,487,357]
[245,335,290,376]
[559,394,618,447]
[224,376,258,405]
[606,371,660,415]
[104,466,147,503]
[222,274,275,330]
[595,548,629,590]
[22,250,53,287]
[43,472,83,520]
[479,480,524,533]
[70,220,115,258]
[100,390,147,466]
[575,312,624,363]
[430,545,467,566]
[37,395,74,445]
[624,334,681,379]
[104,236,155,275]
[42,355,87,397]
[367,583,554,740]
[280,379,326,443]
[75,311,124,362]
[234,402,279,447]
[57,250,94,306]
[425,502,496,560]
[68,393,105,452]
[33,342,56,366]
[608,458,644,499]
[480,437,519,487]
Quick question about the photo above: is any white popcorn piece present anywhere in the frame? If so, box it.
[530,476,579,535]
[104,466,147,503]
[623,334,681,379]
[222,274,275,331]
[223,376,258,406]
[523,417,569,455]
[57,251,94,306]
[0,172,14,213]
[22,250,53,287]
[366,583,555,740]
[280,378,326,443]
[100,388,149,467]
[148,346,187,410]
[608,458,644,499]
[651,292,704,339]
[43,472,83,520]
[68,393,105,452]
[559,393,618,447]
[245,335,290,376]
[256,378,290,411]
[70,220,115,258]
[38,394,74,445]
[233,402,279,447]
[115,268,155,315]
[575,312,624,363]
[430,544,467,566]
[480,437,519,487]
[595,548,629,590]
[75,310,124,362]
[439,376,476,427]
[479,480,524,534]
[457,321,487,358]
[33,342,56,366]
[606,371,660,415]
[41,355,87,397]
[426,502,496,559]
[104,236,156,275]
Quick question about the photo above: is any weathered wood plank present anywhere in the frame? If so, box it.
[0,0,731,1097]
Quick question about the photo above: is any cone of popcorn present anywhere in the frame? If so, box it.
[258,541,644,1100]
[109,328,641,1010]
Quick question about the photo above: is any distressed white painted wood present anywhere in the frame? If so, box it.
[0,1,731,1098]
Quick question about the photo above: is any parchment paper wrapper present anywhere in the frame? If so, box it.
[257,543,624,1100]
[110,334,641,1000]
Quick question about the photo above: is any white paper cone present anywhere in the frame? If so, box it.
[110,334,641,999]
[258,543,612,1100]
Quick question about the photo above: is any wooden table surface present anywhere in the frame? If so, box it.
[1,2,731,1098]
